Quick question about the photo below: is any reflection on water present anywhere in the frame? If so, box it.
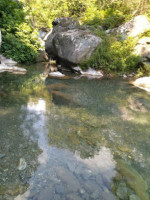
[0,68,150,200]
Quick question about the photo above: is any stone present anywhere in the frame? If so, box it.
[55,167,80,193]
[96,174,103,185]
[36,50,49,62]
[18,158,27,171]
[53,29,102,64]
[116,185,128,200]
[55,184,65,194]
[112,15,150,38]
[45,17,79,57]
[45,17,102,64]
[116,159,149,200]
[129,194,141,200]
[51,91,79,106]
[0,154,5,159]
[133,76,150,92]
[134,37,150,62]
[66,194,82,200]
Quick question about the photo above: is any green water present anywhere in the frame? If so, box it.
[0,64,150,200]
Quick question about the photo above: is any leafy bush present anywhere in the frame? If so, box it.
[0,0,41,63]
[80,30,141,74]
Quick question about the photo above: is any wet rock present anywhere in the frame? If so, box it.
[18,158,27,171]
[37,187,54,200]
[81,169,92,180]
[55,184,65,194]
[48,71,65,78]
[51,91,79,106]
[116,185,128,200]
[67,161,76,173]
[91,189,102,199]
[47,83,69,91]
[0,154,5,159]
[79,188,86,194]
[116,159,149,200]
[96,174,103,185]
[0,64,27,74]
[56,167,80,193]
[66,193,82,200]
[133,76,150,92]
[84,180,100,193]
[129,194,141,200]
[36,50,49,62]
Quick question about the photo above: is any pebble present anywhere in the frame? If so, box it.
[55,184,65,194]
[18,158,27,171]
[129,194,141,200]
[0,154,5,159]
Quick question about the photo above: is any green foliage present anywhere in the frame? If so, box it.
[80,31,141,74]
[0,0,42,63]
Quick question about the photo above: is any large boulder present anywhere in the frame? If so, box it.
[45,17,79,57]
[53,29,102,64]
[111,15,150,38]
[45,17,102,64]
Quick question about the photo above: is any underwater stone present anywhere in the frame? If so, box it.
[129,194,141,200]
[116,159,149,200]
[18,158,27,171]
[116,185,128,200]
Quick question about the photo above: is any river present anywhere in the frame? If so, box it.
[0,64,150,200]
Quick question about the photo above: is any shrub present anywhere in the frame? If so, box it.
[0,0,41,63]
[80,30,141,74]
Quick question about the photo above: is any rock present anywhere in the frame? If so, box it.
[116,159,149,200]
[133,76,150,92]
[0,154,5,159]
[116,185,128,200]
[0,64,27,74]
[0,55,17,66]
[47,83,69,91]
[96,174,103,185]
[112,15,150,38]
[84,180,100,193]
[129,194,141,200]
[55,184,65,194]
[53,29,102,64]
[18,158,27,171]
[45,17,102,64]
[67,162,76,173]
[55,167,80,193]
[51,91,79,106]
[48,71,65,78]
[66,194,82,200]
[134,37,150,62]
[45,17,79,57]
[36,50,49,62]
[37,187,54,200]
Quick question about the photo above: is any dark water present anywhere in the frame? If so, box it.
[0,64,150,200]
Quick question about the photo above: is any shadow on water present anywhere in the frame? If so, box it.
[0,64,150,200]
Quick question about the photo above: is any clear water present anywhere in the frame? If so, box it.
[0,64,150,200]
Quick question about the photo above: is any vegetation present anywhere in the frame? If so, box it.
[0,0,42,63]
[0,0,150,73]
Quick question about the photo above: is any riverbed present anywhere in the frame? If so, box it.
[0,64,150,200]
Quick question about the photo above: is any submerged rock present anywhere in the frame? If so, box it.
[116,159,149,200]
[18,158,27,171]
[129,194,141,200]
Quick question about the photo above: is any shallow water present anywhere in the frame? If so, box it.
[0,64,150,200]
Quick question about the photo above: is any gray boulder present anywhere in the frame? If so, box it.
[53,29,102,64]
[45,17,102,64]
[111,15,150,38]
[45,17,79,56]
